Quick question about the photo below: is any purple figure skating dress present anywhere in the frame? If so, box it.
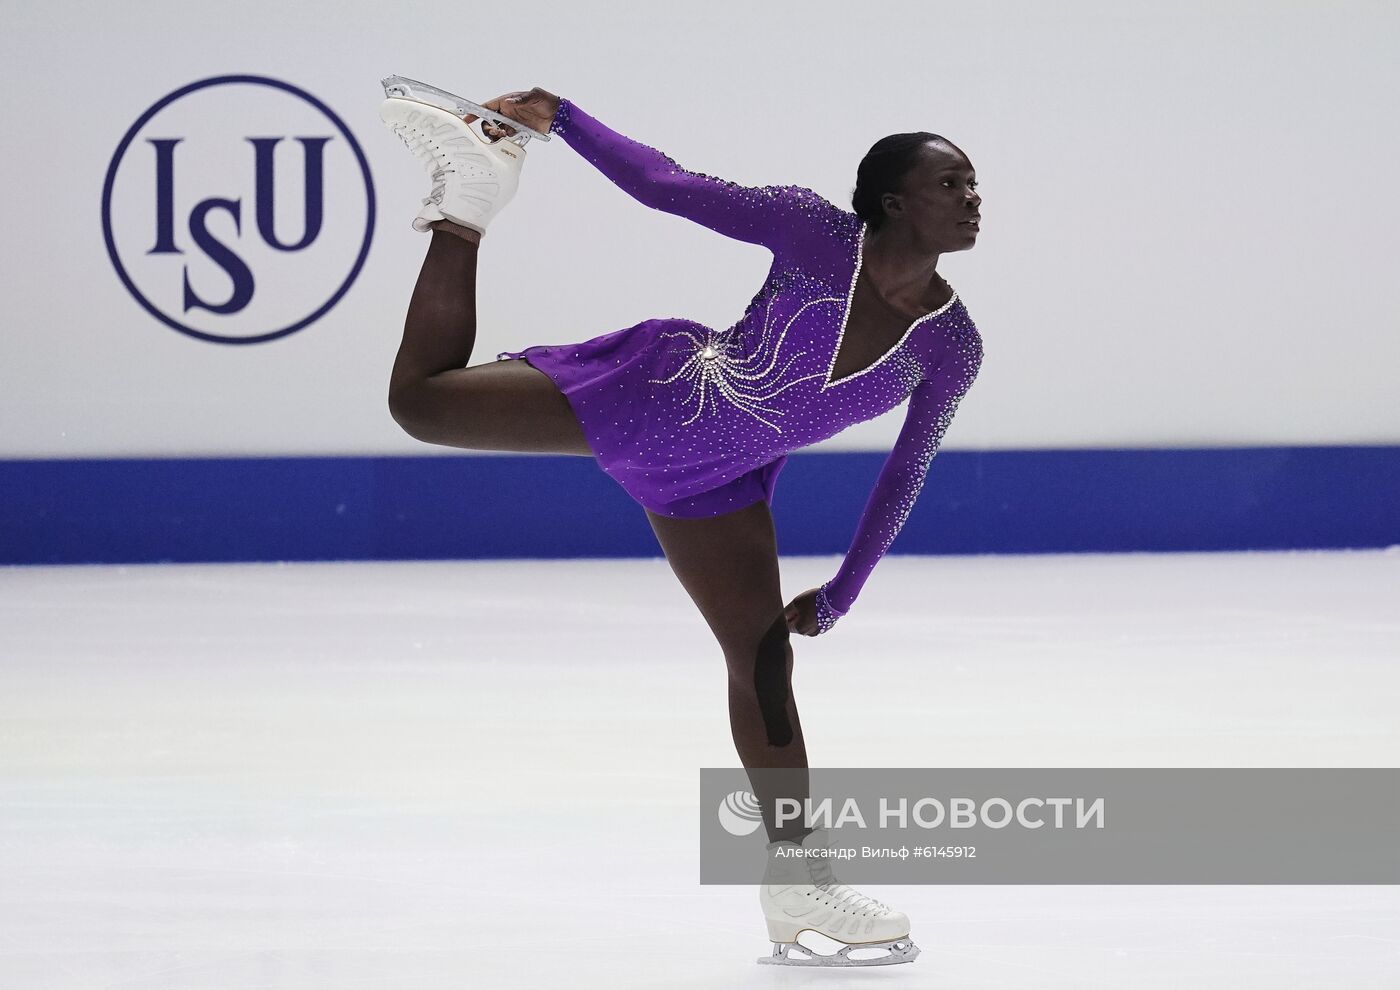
[496,99,984,632]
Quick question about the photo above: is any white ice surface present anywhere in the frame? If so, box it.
[2,549,1398,988]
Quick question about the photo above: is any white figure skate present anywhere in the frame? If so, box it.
[757,828,920,967]
[378,75,548,234]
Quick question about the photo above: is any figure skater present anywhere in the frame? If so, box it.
[378,81,983,967]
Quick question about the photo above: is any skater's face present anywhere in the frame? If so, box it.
[882,142,981,250]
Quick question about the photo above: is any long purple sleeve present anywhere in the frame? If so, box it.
[549,98,816,253]
[815,329,984,632]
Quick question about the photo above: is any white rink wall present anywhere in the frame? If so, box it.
[1,0,1396,459]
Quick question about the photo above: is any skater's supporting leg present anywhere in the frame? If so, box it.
[645,500,811,844]
[753,613,795,747]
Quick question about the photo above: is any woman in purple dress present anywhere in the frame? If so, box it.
[379,84,983,966]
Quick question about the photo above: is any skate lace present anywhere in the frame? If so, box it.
[393,127,451,181]
[809,860,891,916]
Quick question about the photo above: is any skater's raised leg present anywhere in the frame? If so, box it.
[385,225,592,455]
[391,223,480,392]
[379,84,590,455]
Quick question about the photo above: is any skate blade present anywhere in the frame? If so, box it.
[380,74,552,144]
[757,936,920,967]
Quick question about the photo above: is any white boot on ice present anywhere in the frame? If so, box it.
[378,89,526,235]
[757,827,920,966]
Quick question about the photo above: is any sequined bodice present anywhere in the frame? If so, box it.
[653,215,968,452]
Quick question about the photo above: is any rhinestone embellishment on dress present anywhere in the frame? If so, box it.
[647,288,829,433]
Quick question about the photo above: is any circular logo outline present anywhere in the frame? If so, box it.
[101,74,376,345]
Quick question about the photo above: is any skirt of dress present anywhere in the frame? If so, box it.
[496,317,788,519]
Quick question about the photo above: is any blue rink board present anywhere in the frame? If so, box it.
[1,446,1397,565]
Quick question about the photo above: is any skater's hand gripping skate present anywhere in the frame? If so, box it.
[785,589,821,637]
[464,88,562,141]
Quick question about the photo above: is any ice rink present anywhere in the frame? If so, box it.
[2,548,1397,988]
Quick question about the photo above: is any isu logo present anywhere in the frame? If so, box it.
[102,75,376,344]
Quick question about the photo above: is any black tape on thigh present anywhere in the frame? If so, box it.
[753,614,793,747]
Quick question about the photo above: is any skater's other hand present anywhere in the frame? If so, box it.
[463,88,562,140]
[785,588,821,637]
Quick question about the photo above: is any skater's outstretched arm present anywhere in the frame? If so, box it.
[812,326,984,633]
[548,97,828,253]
